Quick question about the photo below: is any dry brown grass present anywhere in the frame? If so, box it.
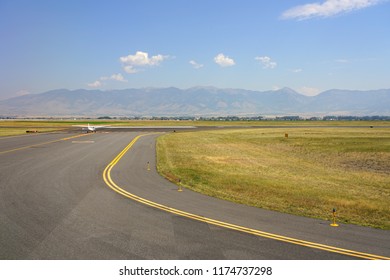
[157,127,390,229]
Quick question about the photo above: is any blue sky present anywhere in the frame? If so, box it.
[0,0,389,100]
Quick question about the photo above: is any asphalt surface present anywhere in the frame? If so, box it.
[0,130,389,259]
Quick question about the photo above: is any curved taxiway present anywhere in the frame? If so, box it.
[0,131,389,259]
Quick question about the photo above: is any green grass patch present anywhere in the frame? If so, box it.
[157,127,390,229]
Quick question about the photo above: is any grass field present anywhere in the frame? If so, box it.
[0,120,70,136]
[0,128,67,137]
[2,119,390,128]
[157,127,390,229]
[1,119,389,136]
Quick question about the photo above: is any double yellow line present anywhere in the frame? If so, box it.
[103,134,390,260]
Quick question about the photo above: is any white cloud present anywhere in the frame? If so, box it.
[272,86,281,91]
[120,51,169,73]
[298,86,322,96]
[15,89,30,96]
[292,68,303,73]
[88,73,127,88]
[214,53,235,67]
[281,0,383,20]
[123,66,138,74]
[255,56,277,69]
[87,80,102,88]
[111,73,126,81]
[189,60,204,69]
[101,73,127,82]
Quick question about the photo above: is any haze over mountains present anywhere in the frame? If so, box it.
[0,87,389,117]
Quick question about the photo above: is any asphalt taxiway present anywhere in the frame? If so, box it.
[0,130,389,259]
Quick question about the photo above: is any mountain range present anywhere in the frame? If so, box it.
[0,87,389,117]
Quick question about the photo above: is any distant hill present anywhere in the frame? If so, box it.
[0,87,389,117]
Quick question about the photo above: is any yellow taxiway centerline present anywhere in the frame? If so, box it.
[102,134,390,260]
[0,133,90,155]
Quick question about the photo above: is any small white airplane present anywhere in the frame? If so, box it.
[73,123,107,133]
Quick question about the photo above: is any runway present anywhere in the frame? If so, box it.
[0,131,389,259]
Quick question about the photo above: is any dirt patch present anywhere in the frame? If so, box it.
[340,153,390,174]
